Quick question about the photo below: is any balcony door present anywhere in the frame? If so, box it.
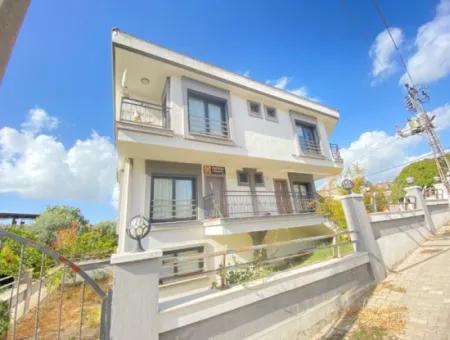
[205,176,227,218]
[151,176,196,222]
[274,179,293,214]
[292,182,312,212]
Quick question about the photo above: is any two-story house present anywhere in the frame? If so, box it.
[112,29,343,293]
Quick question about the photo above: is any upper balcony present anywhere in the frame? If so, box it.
[113,29,343,177]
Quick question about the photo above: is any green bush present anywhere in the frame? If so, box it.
[0,226,45,279]
[0,300,9,338]
[56,228,117,259]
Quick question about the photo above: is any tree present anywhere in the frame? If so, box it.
[93,220,117,235]
[31,205,88,244]
[391,158,439,202]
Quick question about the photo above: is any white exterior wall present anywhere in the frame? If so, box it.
[163,75,334,164]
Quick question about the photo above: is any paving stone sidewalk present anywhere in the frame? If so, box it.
[324,226,450,339]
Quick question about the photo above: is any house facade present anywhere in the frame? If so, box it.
[112,29,343,292]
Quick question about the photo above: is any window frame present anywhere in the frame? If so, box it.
[254,172,265,187]
[160,246,205,284]
[187,89,229,139]
[264,105,278,122]
[295,120,322,156]
[150,175,197,222]
[237,170,250,186]
[247,100,262,118]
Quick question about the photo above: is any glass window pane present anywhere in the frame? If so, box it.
[153,178,173,220]
[175,179,194,219]
[189,96,207,133]
[208,102,225,136]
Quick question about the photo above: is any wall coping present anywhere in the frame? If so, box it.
[158,252,369,333]
[426,199,449,206]
[111,249,162,264]
[370,209,424,223]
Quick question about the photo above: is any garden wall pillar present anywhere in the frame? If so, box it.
[404,186,437,234]
[110,249,162,340]
[339,194,386,282]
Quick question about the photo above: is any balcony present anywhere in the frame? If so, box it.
[119,97,172,136]
[203,191,325,235]
[329,143,343,163]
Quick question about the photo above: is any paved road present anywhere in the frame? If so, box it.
[324,226,450,339]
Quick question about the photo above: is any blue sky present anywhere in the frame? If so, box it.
[1,0,450,222]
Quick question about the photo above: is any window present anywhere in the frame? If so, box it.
[160,246,204,284]
[254,172,265,186]
[296,121,321,155]
[188,91,228,138]
[237,171,249,186]
[264,106,278,122]
[151,176,197,221]
[248,101,262,118]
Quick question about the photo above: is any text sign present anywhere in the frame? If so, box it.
[204,165,226,177]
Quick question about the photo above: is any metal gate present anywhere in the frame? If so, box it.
[0,228,111,339]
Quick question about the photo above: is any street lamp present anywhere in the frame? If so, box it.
[341,178,354,194]
[126,215,151,252]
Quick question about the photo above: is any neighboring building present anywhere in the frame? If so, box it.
[112,29,343,292]
[0,0,30,84]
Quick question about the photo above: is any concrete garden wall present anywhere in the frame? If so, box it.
[427,200,450,228]
[370,211,430,269]
[159,253,373,339]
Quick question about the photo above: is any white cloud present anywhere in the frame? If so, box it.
[21,107,59,134]
[400,0,450,84]
[369,27,404,82]
[238,70,251,78]
[433,104,450,131]
[341,130,423,182]
[0,109,117,203]
[266,76,316,101]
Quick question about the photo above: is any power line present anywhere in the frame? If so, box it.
[365,152,432,178]
[370,0,416,86]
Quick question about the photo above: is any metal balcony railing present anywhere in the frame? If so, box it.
[120,97,169,128]
[329,143,343,162]
[150,199,198,222]
[203,191,317,219]
[189,114,229,138]
[299,139,322,156]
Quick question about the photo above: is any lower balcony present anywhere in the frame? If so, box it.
[203,191,325,235]
[149,192,326,235]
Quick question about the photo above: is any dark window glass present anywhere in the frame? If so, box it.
[248,101,261,115]
[237,171,249,186]
[188,91,228,138]
[296,122,321,155]
[265,106,277,120]
[254,172,264,186]
[151,177,196,221]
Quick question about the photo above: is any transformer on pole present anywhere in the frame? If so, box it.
[397,84,450,193]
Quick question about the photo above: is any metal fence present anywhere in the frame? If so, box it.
[188,114,229,138]
[120,97,168,128]
[424,188,444,200]
[329,143,343,162]
[150,198,198,222]
[159,231,356,287]
[0,228,111,340]
[203,191,317,219]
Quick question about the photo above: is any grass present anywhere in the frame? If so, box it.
[302,242,354,266]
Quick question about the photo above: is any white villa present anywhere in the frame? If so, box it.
[112,28,343,294]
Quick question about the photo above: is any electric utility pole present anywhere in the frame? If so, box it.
[397,84,450,193]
